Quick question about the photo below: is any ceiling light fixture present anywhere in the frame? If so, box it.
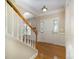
[42,5,48,12]
[42,0,48,12]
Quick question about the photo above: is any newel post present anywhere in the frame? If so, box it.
[33,27,38,48]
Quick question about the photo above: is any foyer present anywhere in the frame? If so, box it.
[5,0,74,59]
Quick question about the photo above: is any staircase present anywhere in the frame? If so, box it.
[6,0,38,59]
[5,34,38,59]
[23,35,36,49]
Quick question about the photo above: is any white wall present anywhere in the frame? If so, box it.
[6,2,24,40]
[65,0,74,59]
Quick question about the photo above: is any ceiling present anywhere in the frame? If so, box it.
[15,0,65,16]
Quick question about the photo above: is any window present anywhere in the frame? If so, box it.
[40,22,44,33]
[23,12,32,35]
[53,18,59,33]
[40,20,45,33]
[24,24,31,35]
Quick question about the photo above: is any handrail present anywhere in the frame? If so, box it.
[6,0,36,33]
[6,0,38,48]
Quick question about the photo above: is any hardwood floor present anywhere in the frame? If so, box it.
[36,42,66,59]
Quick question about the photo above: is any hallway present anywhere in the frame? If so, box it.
[5,0,74,59]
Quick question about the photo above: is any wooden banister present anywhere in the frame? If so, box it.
[6,0,36,33]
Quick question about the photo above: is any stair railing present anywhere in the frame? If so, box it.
[6,0,38,48]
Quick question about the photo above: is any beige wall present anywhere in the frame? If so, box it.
[32,10,65,46]
[65,0,74,59]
